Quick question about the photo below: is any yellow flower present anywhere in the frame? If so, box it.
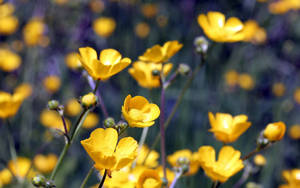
[122,95,160,128]
[82,112,99,129]
[137,169,162,188]
[33,154,58,174]
[263,122,286,141]
[78,47,131,80]
[135,22,150,39]
[65,52,82,70]
[242,20,267,44]
[0,91,25,119]
[0,168,12,186]
[279,169,300,188]
[198,11,245,42]
[238,73,255,90]
[224,70,239,87]
[0,3,18,35]
[65,98,82,116]
[141,3,158,18]
[8,157,36,179]
[253,154,266,166]
[89,0,105,13]
[198,146,244,183]
[129,61,173,89]
[288,125,300,140]
[167,149,199,175]
[43,75,61,93]
[208,112,252,143]
[138,41,183,63]
[0,48,21,72]
[40,109,70,132]
[53,0,69,5]
[293,88,300,104]
[81,92,97,107]
[81,128,138,171]
[14,83,33,99]
[269,0,300,14]
[272,82,286,97]
[103,168,136,188]
[135,145,159,168]
[23,19,46,46]
[93,17,116,38]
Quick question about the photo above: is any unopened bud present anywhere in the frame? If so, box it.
[194,36,209,54]
[104,117,115,128]
[47,100,60,110]
[178,64,190,76]
[256,132,270,150]
[32,175,46,187]
[116,121,128,130]
[81,93,97,108]
[45,180,56,188]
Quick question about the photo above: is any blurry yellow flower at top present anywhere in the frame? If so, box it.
[288,124,300,140]
[65,98,82,116]
[23,19,46,46]
[293,88,300,104]
[0,168,12,186]
[40,109,70,132]
[263,121,286,142]
[14,83,33,99]
[129,61,173,89]
[253,154,266,166]
[167,149,199,175]
[269,0,300,14]
[242,20,267,44]
[141,3,158,18]
[8,157,36,179]
[122,95,160,128]
[81,128,138,171]
[65,52,82,70]
[135,22,150,39]
[198,146,244,183]
[238,73,255,90]
[272,82,286,97]
[89,0,105,13]
[135,145,159,168]
[279,169,300,188]
[93,17,116,38]
[0,48,21,72]
[82,112,99,129]
[225,70,239,87]
[0,3,18,35]
[33,154,58,174]
[198,11,245,42]
[43,75,61,93]
[208,112,252,143]
[0,91,25,119]
[78,47,131,80]
[139,41,182,63]
[53,0,68,5]
[137,169,162,188]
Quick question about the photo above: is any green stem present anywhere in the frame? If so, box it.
[80,166,94,188]
[132,127,149,168]
[98,169,107,188]
[211,181,221,188]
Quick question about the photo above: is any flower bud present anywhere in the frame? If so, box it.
[45,180,56,188]
[104,117,116,128]
[47,100,60,110]
[152,69,160,76]
[256,132,270,150]
[81,93,97,108]
[194,36,209,54]
[178,64,190,76]
[32,175,46,187]
[263,122,286,142]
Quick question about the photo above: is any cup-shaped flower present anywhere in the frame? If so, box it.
[137,169,162,188]
[0,91,24,119]
[122,95,160,128]
[198,146,244,183]
[135,145,159,168]
[279,169,300,188]
[78,47,131,80]
[81,128,138,171]
[129,61,173,89]
[208,112,251,143]
[81,92,97,108]
[263,121,286,142]
[198,11,245,42]
[138,40,182,63]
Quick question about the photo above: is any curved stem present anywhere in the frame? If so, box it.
[59,114,70,143]
[242,143,272,161]
[160,83,167,179]
[132,127,149,168]
[98,169,107,188]
[80,166,94,188]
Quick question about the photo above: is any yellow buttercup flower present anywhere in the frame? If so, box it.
[0,48,21,72]
[272,82,286,97]
[198,146,244,183]
[263,121,286,141]
[224,70,239,87]
[78,47,131,80]
[279,169,300,188]
[89,0,105,13]
[0,168,12,186]
[242,20,267,44]
[0,3,18,35]
[0,91,25,119]
[135,145,159,168]
[253,154,266,166]
[14,83,33,99]
[138,41,183,64]
[8,157,36,179]
[81,128,138,171]
[269,0,300,14]
[40,109,71,132]
[65,52,82,70]
[288,125,300,140]
[81,92,97,108]
[293,88,300,104]
[33,154,58,173]
[208,112,252,143]
[129,61,173,89]
[93,17,116,38]
[82,112,99,129]
[137,169,162,188]
[141,3,158,18]
[238,73,255,90]
[167,149,199,175]
[23,18,46,46]
[65,98,82,116]
[122,95,160,128]
[43,75,61,93]
[135,22,150,39]
[198,11,245,42]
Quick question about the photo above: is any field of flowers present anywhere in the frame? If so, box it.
[0,0,300,187]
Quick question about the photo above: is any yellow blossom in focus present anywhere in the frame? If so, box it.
[141,3,158,18]
[122,95,160,128]
[0,91,25,119]
[93,17,116,38]
[14,83,33,99]
[208,112,252,143]
[225,70,239,87]
[288,125,300,140]
[135,22,150,39]
[0,168,12,186]
[0,48,21,72]
[167,149,199,175]
[129,61,173,89]
[8,157,36,179]
[65,52,82,70]
[242,20,267,44]
[135,145,159,168]
[23,19,46,46]
[137,169,162,188]
[238,73,255,90]
[81,92,97,108]
[279,169,300,188]
[33,154,58,173]
[269,0,300,14]
[43,75,61,93]
[139,41,182,63]
[293,88,300,104]
[198,146,244,183]
[89,0,105,13]
[0,3,18,35]
[81,128,138,171]
[82,112,99,129]
[272,82,286,97]
[198,11,245,42]
[78,47,131,80]
[65,98,82,116]
[40,109,70,132]
[254,154,266,166]
[263,121,286,141]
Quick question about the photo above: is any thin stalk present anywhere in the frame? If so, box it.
[211,181,221,188]
[132,127,149,168]
[59,114,70,143]
[98,169,107,188]
[242,143,272,161]
[93,79,100,94]
[169,169,183,188]
[49,142,70,180]
[80,166,94,188]
[164,71,178,89]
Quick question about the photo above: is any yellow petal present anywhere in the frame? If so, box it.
[207,12,225,28]
[99,49,121,65]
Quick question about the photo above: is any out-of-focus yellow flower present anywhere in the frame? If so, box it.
[65,52,82,70]
[135,22,150,38]
[254,154,266,166]
[40,109,70,132]
[14,83,33,99]
[65,98,82,116]
[0,48,21,72]
[208,112,252,143]
[89,0,105,13]
[135,145,159,168]
[0,91,25,119]
[279,169,300,188]
[0,168,12,186]
[103,168,136,188]
[78,47,131,80]
[53,0,68,5]
[23,19,46,46]
[82,112,99,129]
[141,3,158,18]
[93,17,116,38]
[198,146,244,183]
[43,75,61,93]
[242,20,267,44]
[198,11,245,42]
[269,0,300,14]
[129,61,173,89]
[263,121,286,141]
[137,169,162,188]
[33,154,58,174]
[122,95,160,128]
[257,0,268,2]
[167,149,199,175]
[81,128,138,171]
[81,92,97,108]
[225,70,239,87]
[272,82,286,97]
[288,125,300,140]
[139,41,182,63]
[293,88,300,104]
[0,3,18,35]
[238,73,255,90]
[8,157,36,179]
